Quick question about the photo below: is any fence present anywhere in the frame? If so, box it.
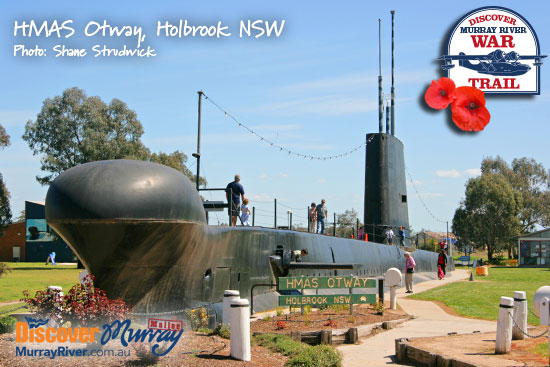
[197,195,441,250]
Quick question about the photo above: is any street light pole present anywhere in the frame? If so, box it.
[193,91,203,191]
[446,221,451,256]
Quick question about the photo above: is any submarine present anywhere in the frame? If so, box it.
[44,11,452,321]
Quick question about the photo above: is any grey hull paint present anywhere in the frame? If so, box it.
[45,160,453,318]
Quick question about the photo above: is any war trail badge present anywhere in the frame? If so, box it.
[440,6,546,95]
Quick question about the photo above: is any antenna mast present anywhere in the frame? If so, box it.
[378,19,383,133]
[390,10,396,136]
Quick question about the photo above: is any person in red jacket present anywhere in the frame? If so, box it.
[437,250,448,278]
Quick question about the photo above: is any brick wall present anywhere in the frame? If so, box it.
[0,222,26,262]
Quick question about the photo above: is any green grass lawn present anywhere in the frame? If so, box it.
[531,340,549,358]
[0,262,81,302]
[410,267,550,325]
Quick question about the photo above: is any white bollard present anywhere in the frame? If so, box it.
[390,286,397,310]
[384,268,402,310]
[230,298,250,362]
[495,296,514,354]
[512,291,527,340]
[223,290,240,325]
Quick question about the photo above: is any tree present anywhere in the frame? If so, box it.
[452,173,521,261]
[23,87,204,186]
[0,174,12,236]
[149,150,206,187]
[336,208,360,238]
[0,124,9,148]
[0,124,11,237]
[481,156,550,232]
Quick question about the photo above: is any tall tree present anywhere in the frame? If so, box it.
[0,123,12,237]
[23,87,204,186]
[481,156,550,232]
[452,173,521,261]
[149,150,206,187]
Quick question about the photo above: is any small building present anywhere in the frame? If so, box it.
[0,222,26,261]
[518,228,550,267]
[24,201,76,263]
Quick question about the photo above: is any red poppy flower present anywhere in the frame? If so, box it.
[451,86,491,131]
[424,77,456,110]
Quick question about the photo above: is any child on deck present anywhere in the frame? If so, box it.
[241,199,251,226]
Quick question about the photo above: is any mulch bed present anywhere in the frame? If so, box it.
[250,304,408,334]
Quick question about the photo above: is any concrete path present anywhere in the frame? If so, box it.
[338,269,497,367]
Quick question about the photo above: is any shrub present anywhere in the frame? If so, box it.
[197,327,213,334]
[253,333,307,357]
[264,315,272,321]
[0,263,12,278]
[288,344,342,367]
[0,316,16,334]
[489,255,506,266]
[504,259,518,267]
[214,323,230,339]
[303,305,312,315]
[276,308,284,316]
[323,319,337,328]
[21,274,131,326]
[185,307,209,331]
[276,320,288,330]
[373,301,385,315]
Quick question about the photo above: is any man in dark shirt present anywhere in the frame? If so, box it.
[226,174,245,226]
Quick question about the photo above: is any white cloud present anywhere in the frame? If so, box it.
[434,169,462,178]
[464,168,481,177]
[434,168,481,179]
[258,174,269,180]
[317,178,327,184]
[247,193,274,202]
[279,173,289,179]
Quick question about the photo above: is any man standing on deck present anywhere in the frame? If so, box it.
[316,199,328,234]
[226,174,245,226]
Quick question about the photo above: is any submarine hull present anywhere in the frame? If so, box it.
[46,160,453,319]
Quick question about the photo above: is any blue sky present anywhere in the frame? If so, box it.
[1,0,548,232]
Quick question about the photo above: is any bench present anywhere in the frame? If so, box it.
[458,255,471,266]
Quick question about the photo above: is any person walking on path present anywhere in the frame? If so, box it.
[399,226,406,246]
[309,203,317,233]
[316,199,328,234]
[225,174,245,226]
[385,226,394,245]
[404,252,416,293]
[437,250,448,278]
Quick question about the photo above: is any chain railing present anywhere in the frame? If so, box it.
[509,311,548,339]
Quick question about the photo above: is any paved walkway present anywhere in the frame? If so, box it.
[338,269,497,367]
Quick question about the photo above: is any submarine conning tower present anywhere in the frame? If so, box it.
[364,133,409,243]
[364,10,409,243]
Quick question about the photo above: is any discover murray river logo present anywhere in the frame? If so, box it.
[439,6,546,94]
[15,317,183,359]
